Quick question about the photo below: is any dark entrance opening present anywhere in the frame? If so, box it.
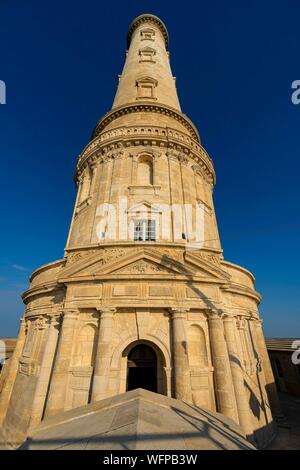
[127,344,157,392]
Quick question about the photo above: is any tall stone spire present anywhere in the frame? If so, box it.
[112,14,181,111]
[0,14,277,451]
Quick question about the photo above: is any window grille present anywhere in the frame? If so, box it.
[133,220,156,241]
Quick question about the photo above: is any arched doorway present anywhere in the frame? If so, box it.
[126,344,157,392]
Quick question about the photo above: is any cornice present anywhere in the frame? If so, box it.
[226,306,260,319]
[221,260,256,283]
[92,103,200,143]
[127,14,169,50]
[64,242,222,254]
[22,281,64,303]
[221,283,262,303]
[75,125,215,186]
[29,258,65,282]
[81,125,205,164]
[24,306,62,320]
[57,274,227,284]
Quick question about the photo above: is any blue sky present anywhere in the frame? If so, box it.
[0,0,299,338]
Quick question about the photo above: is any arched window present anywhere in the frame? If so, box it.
[137,156,153,185]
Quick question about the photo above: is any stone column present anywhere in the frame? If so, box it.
[29,315,61,430]
[44,309,78,417]
[208,310,239,422]
[0,317,26,425]
[252,319,283,420]
[170,308,192,403]
[223,314,254,437]
[91,308,116,402]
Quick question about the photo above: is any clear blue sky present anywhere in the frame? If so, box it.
[0,0,299,338]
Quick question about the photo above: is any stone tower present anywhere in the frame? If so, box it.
[0,14,279,449]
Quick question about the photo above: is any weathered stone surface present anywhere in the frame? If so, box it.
[20,389,255,450]
[0,13,278,450]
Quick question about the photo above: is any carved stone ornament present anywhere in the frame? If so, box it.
[115,260,171,274]
[67,250,97,264]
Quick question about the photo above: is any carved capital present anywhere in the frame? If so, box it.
[90,161,98,171]
[207,308,224,321]
[177,152,189,166]
[114,149,124,160]
[97,307,117,319]
[151,149,161,161]
[169,307,189,319]
[236,315,247,329]
[47,314,62,329]
[62,309,79,321]
[166,149,179,162]
[222,312,235,322]
[34,316,48,331]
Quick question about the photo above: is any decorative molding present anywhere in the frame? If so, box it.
[206,309,224,321]
[47,313,62,329]
[140,28,155,42]
[75,196,92,217]
[138,46,156,63]
[19,358,38,376]
[136,77,158,101]
[127,201,162,214]
[127,14,169,50]
[67,249,97,264]
[192,251,221,266]
[103,248,128,264]
[33,316,48,331]
[149,286,173,297]
[66,247,136,269]
[92,103,200,142]
[128,184,161,196]
[69,366,93,377]
[113,259,172,275]
[113,285,138,296]
[76,125,215,185]
[236,316,247,329]
[136,147,161,160]
[158,248,184,263]
[166,149,189,166]
[169,307,189,319]
[192,163,214,186]
[221,283,261,302]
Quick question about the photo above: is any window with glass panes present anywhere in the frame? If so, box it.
[133,220,156,241]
